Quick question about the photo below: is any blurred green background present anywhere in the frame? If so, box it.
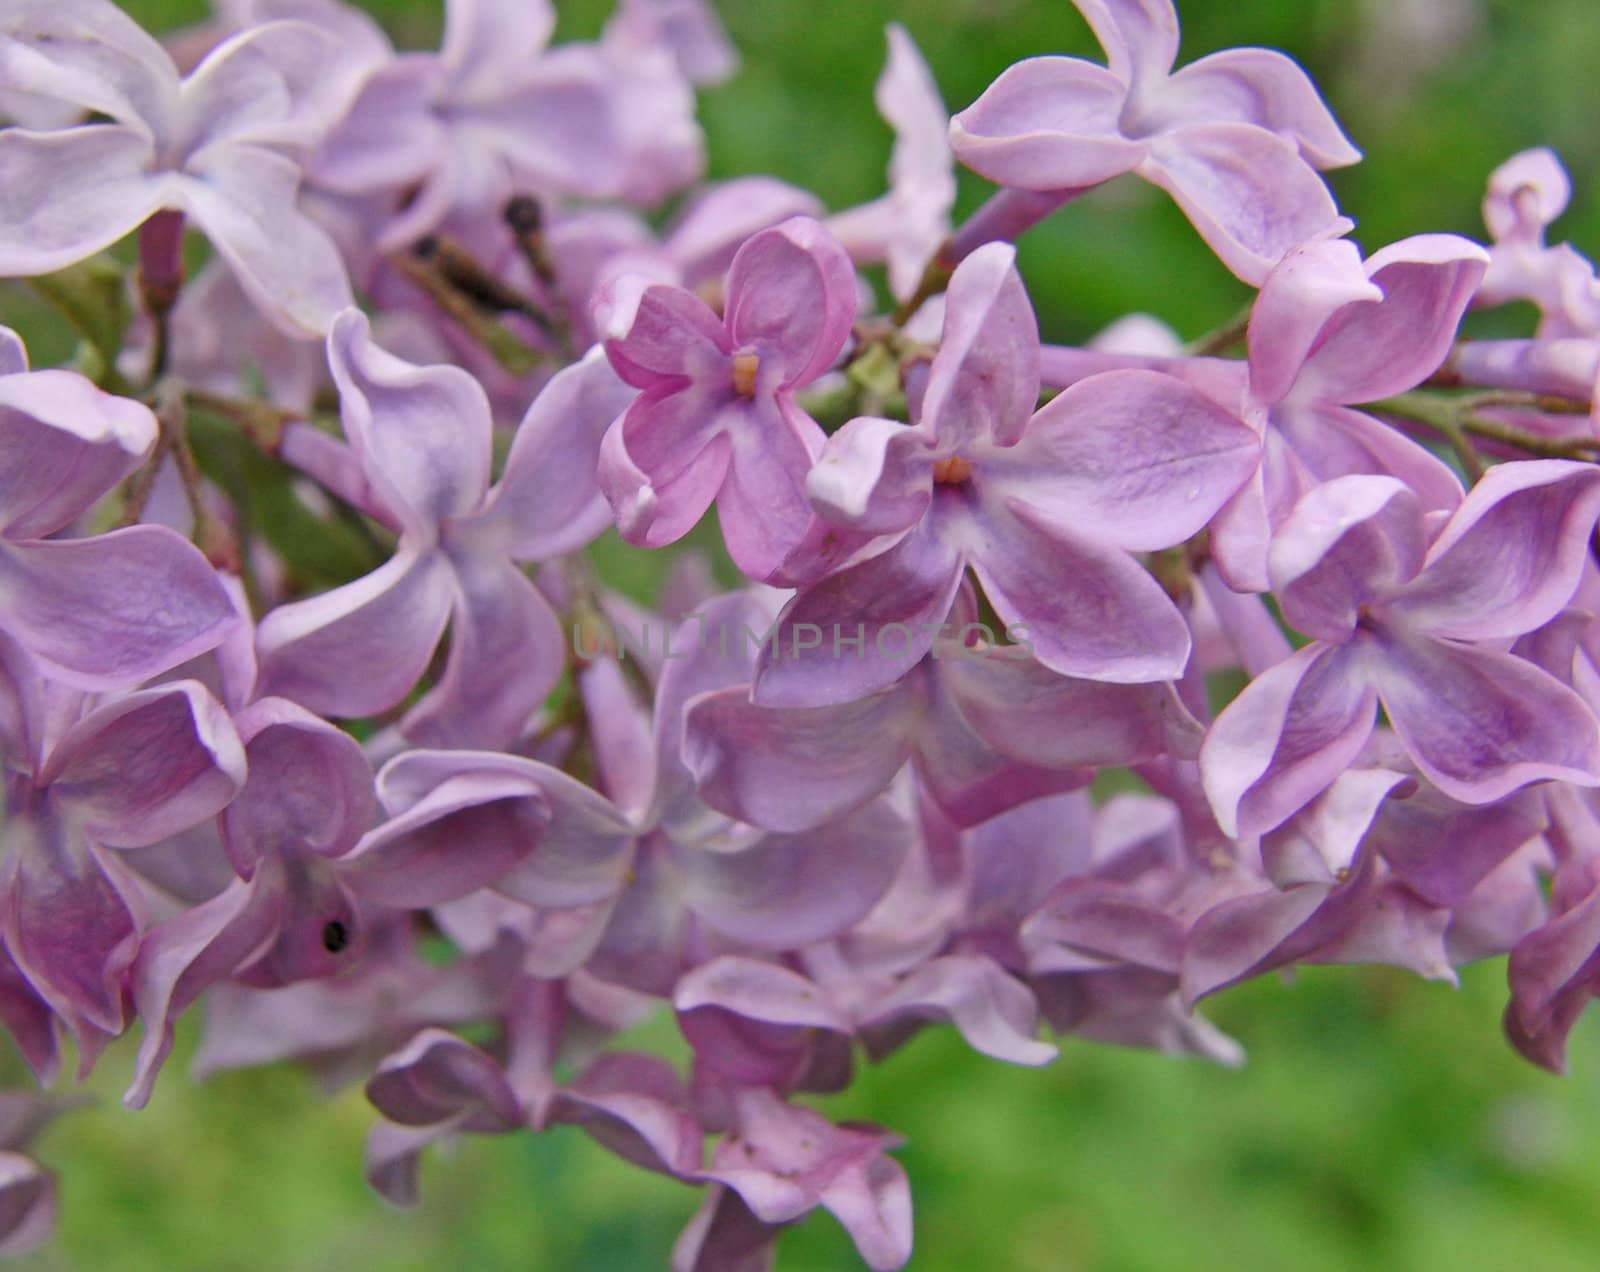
[10,1,1600,1269]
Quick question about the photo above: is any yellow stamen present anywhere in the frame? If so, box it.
[932,455,973,485]
[732,352,760,397]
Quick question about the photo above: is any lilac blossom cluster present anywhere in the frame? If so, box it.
[1,0,1599,1265]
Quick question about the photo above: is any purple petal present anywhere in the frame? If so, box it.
[671,1186,779,1272]
[1141,122,1349,285]
[1200,641,1377,838]
[325,308,491,535]
[704,1089,911,1271]
[362,751,634,911]
[546,1052,701,1176]
[682,801,911,950]
[683,682,920,833]
[0,0,178,134]
[401,555,564,750]
[0,528,236,691]
[1246,239,1380,408]
[1483,147,1569,243]
[596,274,730,385]
[598,385,734,550]
[1389,460,1600,642]
[344,765,562,910]
[125,875,282,1109]
[724,216,857,389]
[1,819,143,1042]
[440,0,555,91]
[1369,787,1546,908]
[1158,47,1362,167]
[666,177,823,284]
[1373,632,1600,805]
[44,680,245,848]
[969,500,1192,683]
[861,954,1057,1066]
[1274,403,1463,515]
[943,650,1203,769]
[366,1028,524,1129]
[0,370,157,538]
[1076,0,1180,86]
[949,57,1143,190]
[0,1151,54,1258]
[992,367,1259,551]
[1268,475,1425,642]
[806,415,935,537]
[222,697,374,873]
[718,397,827,580]
[0,126,164,275]
[471,347,636,559]
[178,144,353,337]
[254,548,455,719]
[676,956,851,1032]
[1025,880,1186,973]
[920,242,1040,450]
[753,527,963,708]
[874,24,955,301]
[1292,235,1488,405]
[914,680,1092,828]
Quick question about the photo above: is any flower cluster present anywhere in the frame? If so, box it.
[1,0,1598,1265]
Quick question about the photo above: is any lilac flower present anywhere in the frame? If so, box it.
[0,332,236,688]
[0,668,245,1073]
[0,1090,79,1257]
[125,696,384,1108]
[256,309,635,747]
[1209,234,1486,591]
[1183,768,1468,1004]
[308,0,705,250]
[826,25,956,304]
[347,595,911,997]
[1202,464,1600,839]
[685,586,1201,832]
[596,216,858,580]
[755,242,1258,706]
[603,0,737,86]
[1474,148,1600,336]
[0,0,354,334]
[948,0,1359,282]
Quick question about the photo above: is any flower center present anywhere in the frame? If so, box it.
[933,455,973,485]
[732,352,760,397]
